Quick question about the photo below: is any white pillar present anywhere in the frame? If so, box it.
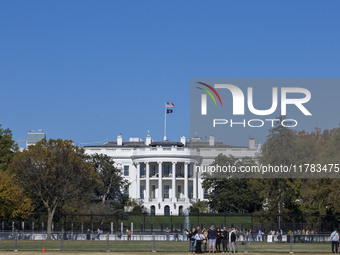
[172,162,177,202]
[197,175,203,201]
[158,162,162,202]
[193,163,197,200]
[146,162,150,202]
[184,162,189,202]
[131,222,133,235]
[136,163,140,199]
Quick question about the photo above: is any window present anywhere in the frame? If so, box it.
[140,164,145,177]
[151,165,156,176]
[177,185,181,198]
[124,165,129,176]
[204,189,209,199]
[151,185,156,199]
[163,165,170,176]
[164,205,170,216]
[164,185,169,198]
[124,186,129,195]
[189,185,193,199]
[188,164,192,178]
[140,185,144,199]
[176,165,184,177]
[150,206,155,216]
[179,206,183,216]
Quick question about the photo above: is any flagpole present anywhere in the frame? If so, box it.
[164,100,167,141]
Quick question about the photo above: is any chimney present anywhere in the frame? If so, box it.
[209,135,215,146]
[249,137,255,149]
[117,134,123,146]
[180,136,186,146]
[145,130,152,146]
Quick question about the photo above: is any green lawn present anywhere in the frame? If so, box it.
[0,240,333,253]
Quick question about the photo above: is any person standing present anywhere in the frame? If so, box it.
[165,228,170,241]
[258,229,262,242]
[222,227,229,253]
[215,228,222,252]
[188,228,196,253]
[194,230,205,254]
[230,228,237,253]
[208,225,217,253]
[126,228,131,241]
[173,228,179,241]
[330,229,339,254]
[202,228,208,253]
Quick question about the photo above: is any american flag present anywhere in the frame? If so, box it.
[165,102,175,108]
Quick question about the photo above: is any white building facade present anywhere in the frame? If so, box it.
[84,133,260,216]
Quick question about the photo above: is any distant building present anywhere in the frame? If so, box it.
[26,130,46,148]
[84,132,261,216]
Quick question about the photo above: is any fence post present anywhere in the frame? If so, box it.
[14,232,18,251]
[290,234,293,253]
[1,221,4,233]
[106,233,110,252]
[244,236,248,253]
[60,232,64,251]
[111,222,113,234]
[152,232,156,252]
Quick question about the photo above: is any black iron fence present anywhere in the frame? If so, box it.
[1,213,340,234]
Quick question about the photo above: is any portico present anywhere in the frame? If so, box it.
[133,150,199,215]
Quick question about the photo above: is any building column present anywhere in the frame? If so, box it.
[184,162,189,202]
[193,163,197,200]
[172,162,177,202]
[145,162,150,202]
[158,162,162,202]
[136,163,140,199]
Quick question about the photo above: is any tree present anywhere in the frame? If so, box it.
[190,201,210,214]
[89,154,129,208]
[259,120,301,220]
[202,154,261,213]
[10,139,99,239]
[0,124,18,171]
[0,170,33,219]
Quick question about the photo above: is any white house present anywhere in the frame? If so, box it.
[84,132,260,216]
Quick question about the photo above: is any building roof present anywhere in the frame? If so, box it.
[27,132,46,144]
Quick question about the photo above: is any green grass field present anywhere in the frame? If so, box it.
[0,240,334,253]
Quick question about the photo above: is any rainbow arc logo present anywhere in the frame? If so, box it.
[196,82,223,106]
[197,82,223,115]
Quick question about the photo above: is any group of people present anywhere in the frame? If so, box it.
[186,225,237,254]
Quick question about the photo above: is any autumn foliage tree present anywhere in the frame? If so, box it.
[10,139,99,239]
[0,170,33,220]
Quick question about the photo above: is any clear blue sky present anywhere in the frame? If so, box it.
[0,0,339,147]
